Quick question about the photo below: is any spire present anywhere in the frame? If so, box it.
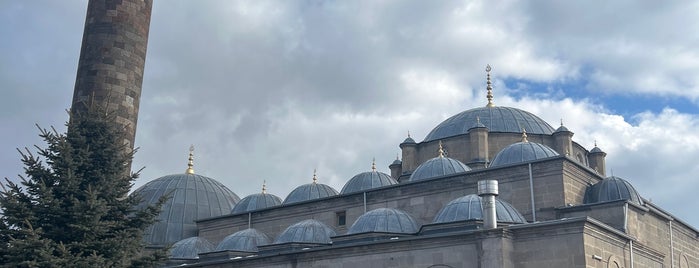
[560,118,564,127]
[521,129,528,142]
[486,64,495,107]
[371,158,377,171]
[185,145,195,174]
[438,141,445,157]
[262,180,267,194]
[312,169,318,184]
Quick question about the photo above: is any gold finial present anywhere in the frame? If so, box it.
[594,140,598,147]
[185,145,195,174]
[486,64,495,107]
[521,128,528,142]
[312,169,318,183]
[262,180,267,194]
[438,141,445,157]
[371,158,377,171]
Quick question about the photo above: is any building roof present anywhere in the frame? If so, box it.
[409,156,470,181]
[274,219,336,244]
[216,228,271,252]
[231,192,282,214]
[169,236,215,259]
[489,141,559,167]
[423,106,555,142]
[341,170,398,194]
[433,194,527,224]
[584,176,644,206]
[348,208,419,234]
[132,173,240,247]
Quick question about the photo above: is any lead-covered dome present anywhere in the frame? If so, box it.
[584,176,644,206]
[132,172,240,247]
[131,149,240,247]
[283,172,339,204]
[231,184,282,214]
[424,106,555,142]
[433,194,527,224]
[490,134,559,167]
[274,219,336,244]
[169,236,215,259]
[341,162,398,194]
[216,228,271,252]
[409,144,471,181]
[348,208,419,234]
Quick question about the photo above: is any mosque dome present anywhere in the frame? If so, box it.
[348,208,419,234]
[341,160,398,194]
[424,106,555,142]
[584,176,644,206]
[231,182,282,214]
[433,194,527,224]
[216,228,271,252]
[489,133,559,167]
[169,236,215,259]
[283,171,339,204]
[401,133,416,144]
[409,142,470,181]
[131,148,240,247]
[274,219,336,244]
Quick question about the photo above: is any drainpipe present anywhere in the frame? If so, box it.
[363,192,367,213]
[478,180,499,229]
[670,220,675,268]
[629,239,634,268]
[528,163,536,222]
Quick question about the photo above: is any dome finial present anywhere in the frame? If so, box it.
[594,140,598,147]
[262,180,267,194]
[395,153,400,161]
[560,118,564,127]
[185,145,195,174]
[521,128,528,142]
[371,157,377,171]
[486,64,495,107]
[312,169,318,184]
[438,140,445,157]
[407,130,411,138]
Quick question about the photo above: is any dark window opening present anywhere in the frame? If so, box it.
[336,211,346,226]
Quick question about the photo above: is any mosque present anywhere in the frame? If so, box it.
[70,1,698,267]
[132,67,699,268]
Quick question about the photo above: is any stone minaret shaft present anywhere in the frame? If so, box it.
[71,0,153,150]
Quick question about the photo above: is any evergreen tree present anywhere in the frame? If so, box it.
[0,104,167,267]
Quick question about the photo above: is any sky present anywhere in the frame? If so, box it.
[2,1,699,228]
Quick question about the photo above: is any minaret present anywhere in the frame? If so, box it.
[71,0,154,150]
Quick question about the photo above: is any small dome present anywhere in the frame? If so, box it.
[275,219,336,244]
[391,158,402,166]
[341,170,398,194]
[169,236,215,259]
[433,194,527,224]
[132,173,240,247]
[232,192,282,214]
[584,176,644,206]
[216,228,271,252]
[348,208,419,234]
[555,125,570,133]
[401,135,416,144]
[409,156,470,181]
[490,141,559,167]
[424,106,555,142]
[590,146,604,153]
[283,171,339,204]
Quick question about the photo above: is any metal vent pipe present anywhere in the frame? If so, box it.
[478,180,499,229]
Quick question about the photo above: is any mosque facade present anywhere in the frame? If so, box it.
[134,70,699,268]
[70,1,699,267]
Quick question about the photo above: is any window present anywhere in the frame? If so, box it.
[336,211,346,226]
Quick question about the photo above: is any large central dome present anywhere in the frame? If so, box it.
[423,106,555,142]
